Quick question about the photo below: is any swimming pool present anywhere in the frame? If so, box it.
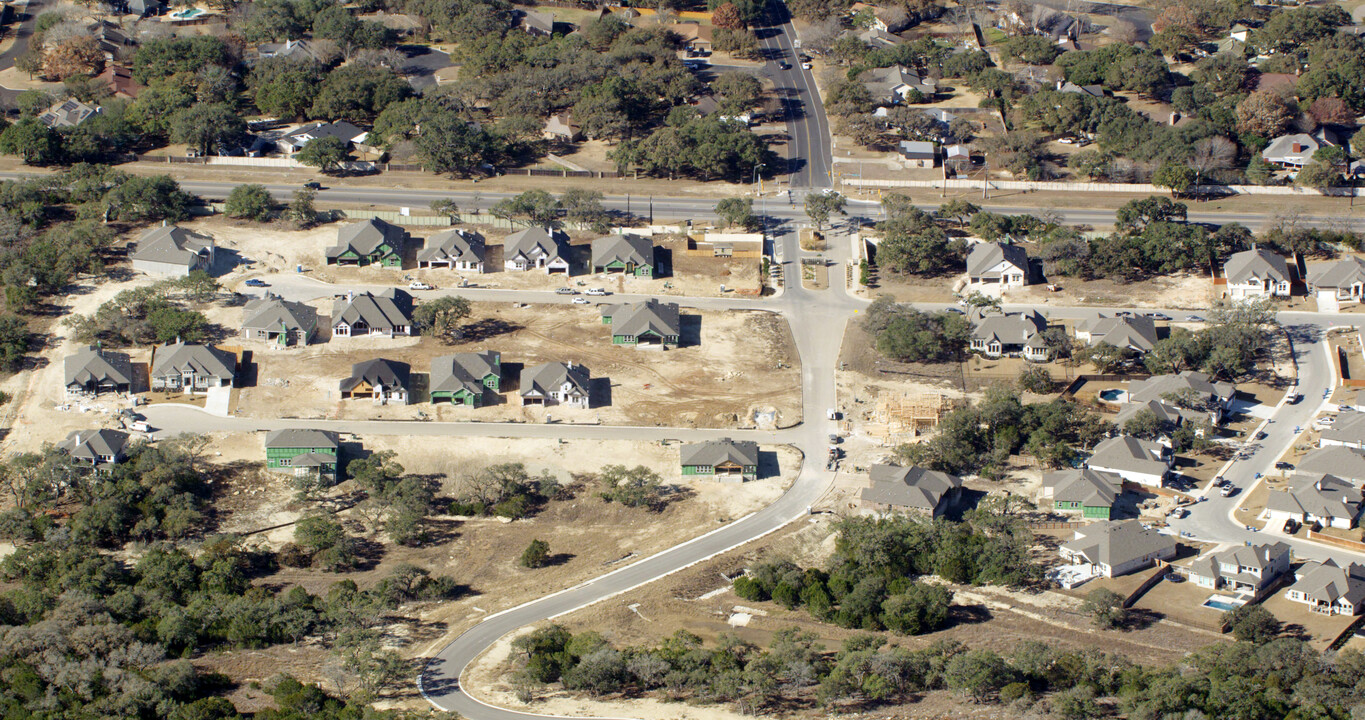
[170,7,205,19]
[1099,389,1124,402]
[1202,595,1247,612]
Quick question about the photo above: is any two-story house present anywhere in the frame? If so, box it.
[504,227,570,273]
[519,361,591,408]
[1186,542,1291,594]
[429,351,501,406]
[966,242,1031,288]
[969,308,1050,360]
[264,429,341,485]
[339,358,410,405]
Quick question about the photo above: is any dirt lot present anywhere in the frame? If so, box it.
[236,302,801,430]
[196,433,801,700]
[1010,274,1213,311]
[460,516,1228,720]
[192,218,762,299]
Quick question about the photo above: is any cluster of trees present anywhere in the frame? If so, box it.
[490,188,612,231]
[897,385,1113,475]
[613,108,773,181]
[1091,299,1274,384]
[448,462,563,519]
[871,195,965,274]
[861,295,971,363]
[66,272,218,347]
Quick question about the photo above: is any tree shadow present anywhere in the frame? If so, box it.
[944,602,993,629]
[351,535,387,571]
[1119,607,1164,631]
[460,318,523,342]
[543,552,575,567]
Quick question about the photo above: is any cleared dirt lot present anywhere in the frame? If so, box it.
[237,302,800,429]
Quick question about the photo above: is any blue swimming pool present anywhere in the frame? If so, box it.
[1099,389,1123,402]
[1202,596,1246,612]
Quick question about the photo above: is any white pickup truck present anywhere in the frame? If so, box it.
[408,281,435,291]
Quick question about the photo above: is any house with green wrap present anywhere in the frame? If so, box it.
[429,351,501,406]
[680,438,758,482]
[1041,468,1122,519]
[264,429,341,484]
[591,234,655,276]
[600,299,680,348]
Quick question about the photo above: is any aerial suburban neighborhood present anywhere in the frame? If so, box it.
[8,0,1365,717]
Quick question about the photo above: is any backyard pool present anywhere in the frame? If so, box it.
[169,7,205,19]
[1202,595,1247,612]
[1099,389,1124,402]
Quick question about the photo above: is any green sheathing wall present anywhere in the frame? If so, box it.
[266,447,338,478]
[634,265,653,277]
[483,373,500,391]
[682,464,756,479]
[431,389,479,406]
[1083,505,1111,519]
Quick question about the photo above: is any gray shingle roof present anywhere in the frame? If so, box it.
[340,358,410,393]
[327,219,407,261]
[1309,257,1365,290]
[1128,371,1235,407]
[1269,472,1363,521]
[1042,468,1121,507]
[1061,519,1175,568]
[504,227,565,264]
[1225,247,1291,285]
[966,242,1029,279]
[862,65,935,101]
[1290,559,1365,607]
[57,429,129,463]
[130,225,212,268]
[1322,413,1365,446]
[282,121,368,149]
[418,229,484,264]
[520,362,589,398]
[264,428,339,450]
[1078,315,1158,352]
[332,289,413,333]
[430,351,500,395]
[1210,542,1290,574]
[970,309,1046,344]
[680,438,759,468]
[151,343,235,381]
[1086,435,1170,477]
[242,298,317,334]
[64,345,132,388]
[1297,445,1365,483]
[860,464,962,512]
[602,299,680,338]
[1115,399,1205,428]
[591,234,654,269]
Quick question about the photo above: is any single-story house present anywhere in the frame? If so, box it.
[130,225,215,276]
[64,345,132,396]
[276,121,369,155]
[151,342,236,394]
[1056,80,1104,98]
[1296,445,1365,486]
[1263,473,1363,530]
[849,1,912,32]
[332,289,414,338]
[523,9,555,35]
[591,234,655,276]
[1225,247,1293,299]
[858,27,905,47]
[898,140,936,168]
[543,113,582,142]
[240,297,317,347]
[1115,399,1210,437]
[418,228,485,272]
[257,38,321,62]
[1285,559,1365,615]
[666,23,713,53]
[1084,435,1172,487]
[966,242,1030,288]
[38,99,100,128]
[680,438,760,482]
[96,65,142,99]
[264,429,341,484]
[127,0,165,16]
[429,351,501,406]
[600,299,680,348]
[339,358,410,404]
[520,361,591,408]
[969,308,1050,360]
[859,465,964,518]
[1040,468,1122,520]
[326,219,407,268]
[1186,542,1291,594]
[504,227,570,273]
[1075,315,1158,352]
[57,429,130,468]
[1128,371,1236,424]
[1320,413,1365,450]
[1308,256,1365,312]
[1058,519,1177,577]
[862,65,936,106]
[1262,128,1339,168]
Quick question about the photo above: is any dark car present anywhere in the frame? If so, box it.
[1275,461,1294,471]
[244,278,269,287]
[777,62,791,70]
[304,181,323,190]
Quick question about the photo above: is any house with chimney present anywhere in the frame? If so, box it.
[1185,542,1291,594]
[57,429,131,468]
[1224,247,1293,299]
[1285,560,1365,615]
[519,362,591,408]
[1263,473,1363,530]
[968,307,1050,360]
[64,345,133,396]
[331,289,414,338]
[503,227,570,273]
[418,229,485,272]
[150,342,236,393]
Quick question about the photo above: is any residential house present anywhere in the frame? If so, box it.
[264,429,341,484]
[968,308,1050,360]
[1114,399,1212,438]
[849,2,911,32]
[240,297,318,347]
[519,362,591,408]
[418,229,485,272]
[1262,129,1339,168]
[862,65,937,106]
[523,10,554,36]
[1084,435,1172,487]
[966,242,1031,288]
[543,113,582,142]
[503,227,570,273]
[1057,80,1104,98]
[1127,371,1236,424]
[1058,519,1177,577]
[276,121,369,155]
[591,234,655,276]
[680,438,760,482]
[1321,413,1365,450]
[64,345,132,396]
[56,429,130,468]
[38,99,100,128]
[857,27,904,47]
[96,65,142,99]
[859,465,964,518]
[339,358,410,404]
[127,0,165,16]
[1224,247,1293,299]
[944,144,971,173]
[257,38,321,62]
[429,351,501,406]
[666,23,714,53]
[1040,468,1122,520]
[1075,315,1158,352]
[150,343,236,393]
[1263,473,1363,530]
[1186,542,1291,594]
[898,140,936,168]
[331,290,415,338]
[600,299,681,348]
[130,225,215,276]
[326,219,407,267]
[1308,256,1365,312]
[1296,445,1365,485]
[1285,559,1365,615]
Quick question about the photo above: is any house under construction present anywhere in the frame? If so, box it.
[868,393,955,444]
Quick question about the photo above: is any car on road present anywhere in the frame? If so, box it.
[1220,484,1238,497]
[586,288,609,296]
[1172,508,1189,519]
[408,281,435,290]
[1213,476,1227,487]
[571,297,590,304]
[801,62,811,69]
[244,278,269,287]
[945,307,964,314]
[1253,431,1267,441]
[1185,315,1204,322]
[303,181,322,190]
[1146,312,1171,321]
[1288,393,1302,404]
[778,61,791,69]
[555,288,578,295]
[1276,461,1295,471]
[828,433,841,444]
[1116,310,1135,318]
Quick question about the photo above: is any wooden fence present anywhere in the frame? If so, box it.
[1307,528,1365,553]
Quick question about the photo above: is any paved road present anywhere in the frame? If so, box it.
[0,0,41,72]
[756,11,832,189]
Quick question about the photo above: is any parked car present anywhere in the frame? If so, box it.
[408,281,434,290]
[1220,484,1238,497]
[586,288,609,296]
[1213,476,1227,487]
[1146,312,1171,321]
[303,181,322,190]
[1275,461,1295,471]
[1253,431,1267,441]
[571,297,590,304]
[244,278,269,287]
[1172,508,1189,519]
[1185,315,1205,322]
[555,288,578,295]
[1288,393,1302,404]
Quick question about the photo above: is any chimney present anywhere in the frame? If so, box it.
[75,432,82,445]
[1169,112,1179,126]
